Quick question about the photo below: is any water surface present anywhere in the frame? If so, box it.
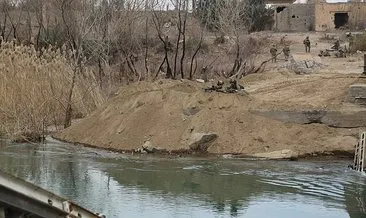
[0,138,365,218]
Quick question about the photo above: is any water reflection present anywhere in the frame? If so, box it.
[0,138,365,218]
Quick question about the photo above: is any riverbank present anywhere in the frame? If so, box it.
[54,32,366,159]
[51,135,355,161]
[54,74,363,159]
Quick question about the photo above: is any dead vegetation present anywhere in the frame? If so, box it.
[0,41,104,141]
[0,0,274,140]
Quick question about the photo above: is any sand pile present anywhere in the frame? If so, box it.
[55,79,358,157]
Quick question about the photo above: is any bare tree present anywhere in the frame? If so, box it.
[57,0,103,128]
[216,1,247,77]
[152,0,173,79]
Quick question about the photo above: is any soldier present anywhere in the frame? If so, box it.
[336,47,346,58]
[332,40,340,51]
[283,45,290,61]
[348,33,354,53]
[204,80,224,92]
[270,44,278,63]
[226,79,239,93]
[303,36,311,53]
[216,80,224,92]
[280,34,288,45]
[318,50,330,57]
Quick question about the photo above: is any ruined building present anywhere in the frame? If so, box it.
[274,0,366,32]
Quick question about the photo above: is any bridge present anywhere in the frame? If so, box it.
[0,170,103,218]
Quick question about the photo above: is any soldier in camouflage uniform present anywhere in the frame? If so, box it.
[283,45,290,61]
[226,79,239,93]
[332,40,340,51]
[204,80,224,92]
[303,36,311,53]
[270,45,278,63]
[348,33,354,53]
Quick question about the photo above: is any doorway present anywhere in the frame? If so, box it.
[334,12,349,29]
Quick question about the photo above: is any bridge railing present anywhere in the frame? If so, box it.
[353,132,366,172]
[0,170,104,218]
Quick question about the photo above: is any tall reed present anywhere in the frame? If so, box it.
[0,42,104,141]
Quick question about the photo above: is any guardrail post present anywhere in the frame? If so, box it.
[353,132,366,172]
[363,54,366,75]
[361,132,366,172]
[0,206,5,218]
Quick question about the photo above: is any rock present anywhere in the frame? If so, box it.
[252,149,297,160]
[183,106,200,116]
[142,141,155,153]
[196,79,205,83]
[142,141,164,154]
[222,154,234,159]
[188,133,218,153]
[135,147,147,154]
[236,118,244,124]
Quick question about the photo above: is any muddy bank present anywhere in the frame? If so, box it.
[55,79,362,159]
[51,135,354,160]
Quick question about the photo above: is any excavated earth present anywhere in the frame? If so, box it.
[55,69,366,159]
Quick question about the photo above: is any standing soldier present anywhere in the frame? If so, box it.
[270,44,278,63]
[280,34,288,45]
[348,33,354,53]
[303,36,311,53]
[283,45,290,61]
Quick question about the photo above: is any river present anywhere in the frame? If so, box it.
[0,137,365,218]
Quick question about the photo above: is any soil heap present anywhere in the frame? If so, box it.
[56,79,359,158]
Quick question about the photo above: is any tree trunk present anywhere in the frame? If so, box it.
[173,0,182,79]
[64,68,77,129]
[189,34,203,80]
[180,6,188,79]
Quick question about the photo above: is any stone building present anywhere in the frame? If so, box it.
[274,0,366,32]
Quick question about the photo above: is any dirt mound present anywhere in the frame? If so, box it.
[56,79,359,157]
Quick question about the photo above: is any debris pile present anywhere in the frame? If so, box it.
[287,53,325,74]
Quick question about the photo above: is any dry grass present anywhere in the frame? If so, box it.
[0,42,104,141]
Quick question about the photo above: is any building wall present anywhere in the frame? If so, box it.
[274,4,315,32]
[314,3,366,31]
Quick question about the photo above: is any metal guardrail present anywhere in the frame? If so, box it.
[0,170,104,218]
[363,54,366,75]
[353,132,366,172]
